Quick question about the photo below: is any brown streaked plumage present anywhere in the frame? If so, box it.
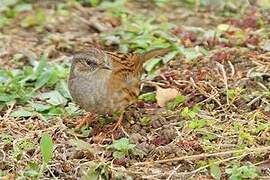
[68,47,170,128]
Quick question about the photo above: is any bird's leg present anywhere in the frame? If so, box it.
[76,112,96,128]
[111,111,124,132]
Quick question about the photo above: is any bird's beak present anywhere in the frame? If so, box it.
[103,64,112,70]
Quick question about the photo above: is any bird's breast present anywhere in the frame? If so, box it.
[68,71,140,115]
[69,70,112,114]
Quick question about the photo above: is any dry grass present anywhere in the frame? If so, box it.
[1,1,270,179]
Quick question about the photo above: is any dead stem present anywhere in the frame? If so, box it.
[134,146,270,166]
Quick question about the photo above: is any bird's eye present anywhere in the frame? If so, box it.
[84,60,98,71]
[85,59,95,66]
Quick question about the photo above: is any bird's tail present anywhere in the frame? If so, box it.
[141,48,171,63]
[132,47,171,77]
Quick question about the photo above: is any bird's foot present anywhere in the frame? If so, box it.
[76,112,96,129]
[110,112,124,132]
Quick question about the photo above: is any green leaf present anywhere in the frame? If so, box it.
[258,0,270,9]
[167,95,185,110]
[144,58,162,72]
[80,126,92,137]
[46,68,61,86]
[12,53,24,61]
[0,16,9,28]
[113,151,126,159]
[180,107,191,117]
[65,102,83,116]
[23,168,39,177]
[56,80,71,99]
[0,103,5,111]
[12,140,35,160]
[36,8,46,24]
[83,162,100,180]
[177,46,202,60]
[83,169,99,180]
[23,161,40,178]
[35,55,47,77]
[2,0,18,6]
[14,3,32,12]
[226,164,258,180]
[20,15,37,28]
[40,133,53,164]
[192,104,201,113]
[47,106,65,116]
[140,116,152,126]
[132,147,146,157]
[35,70,51,89]
[108,138,135,151]
[0,133,13,144]
[182,49,202,60]
[188,119,207,129]
[138,92,156,102]
[107,138,136,158]
[162,51,178,63]
[38,90,67,106]
[100,0,127,9]
[90,0,100,6]
[0,93,15,102]
[210,163,221,180]
[10,109,32,117]
[68,139,93,151]
[155,0,170,6]
[31,102,51,112]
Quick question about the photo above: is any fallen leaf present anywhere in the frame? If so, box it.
[156,86,179,107]
[261,40,270,51]
[217,24,230,31]
[217,24,239,32]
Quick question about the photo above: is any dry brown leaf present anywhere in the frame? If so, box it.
[156,86,179,107]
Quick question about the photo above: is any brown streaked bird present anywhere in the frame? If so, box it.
[68,47,170,130]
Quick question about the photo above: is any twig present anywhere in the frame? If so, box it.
[3,101,15,120]
[190,78,223,109]
[183,154,246,176]
[254,159,270,166]
[228,61,235,77]
[259,176,270,179]
[120,126,130,137]
[216,63,229,105]
[134,146,270,166]
[142,80,166,88]
[0,149,6,161]
[196,81,219,105]
[247,95,264,106]
[47,166,58,180]
[140,154,246,179]
[166,163,182,180]
[257,82,269,91]
[110,167,145,175]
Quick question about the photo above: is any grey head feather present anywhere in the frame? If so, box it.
[73,53,99,72]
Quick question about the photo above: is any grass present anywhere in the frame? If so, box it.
[1,0,270,179]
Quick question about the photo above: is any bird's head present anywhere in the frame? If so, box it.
[70,48,112,76]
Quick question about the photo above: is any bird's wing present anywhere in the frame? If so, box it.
[105,48,171,78]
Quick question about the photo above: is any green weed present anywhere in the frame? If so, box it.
[0,55,75,120]
[225,163,259,180]
[107,138,145,159]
